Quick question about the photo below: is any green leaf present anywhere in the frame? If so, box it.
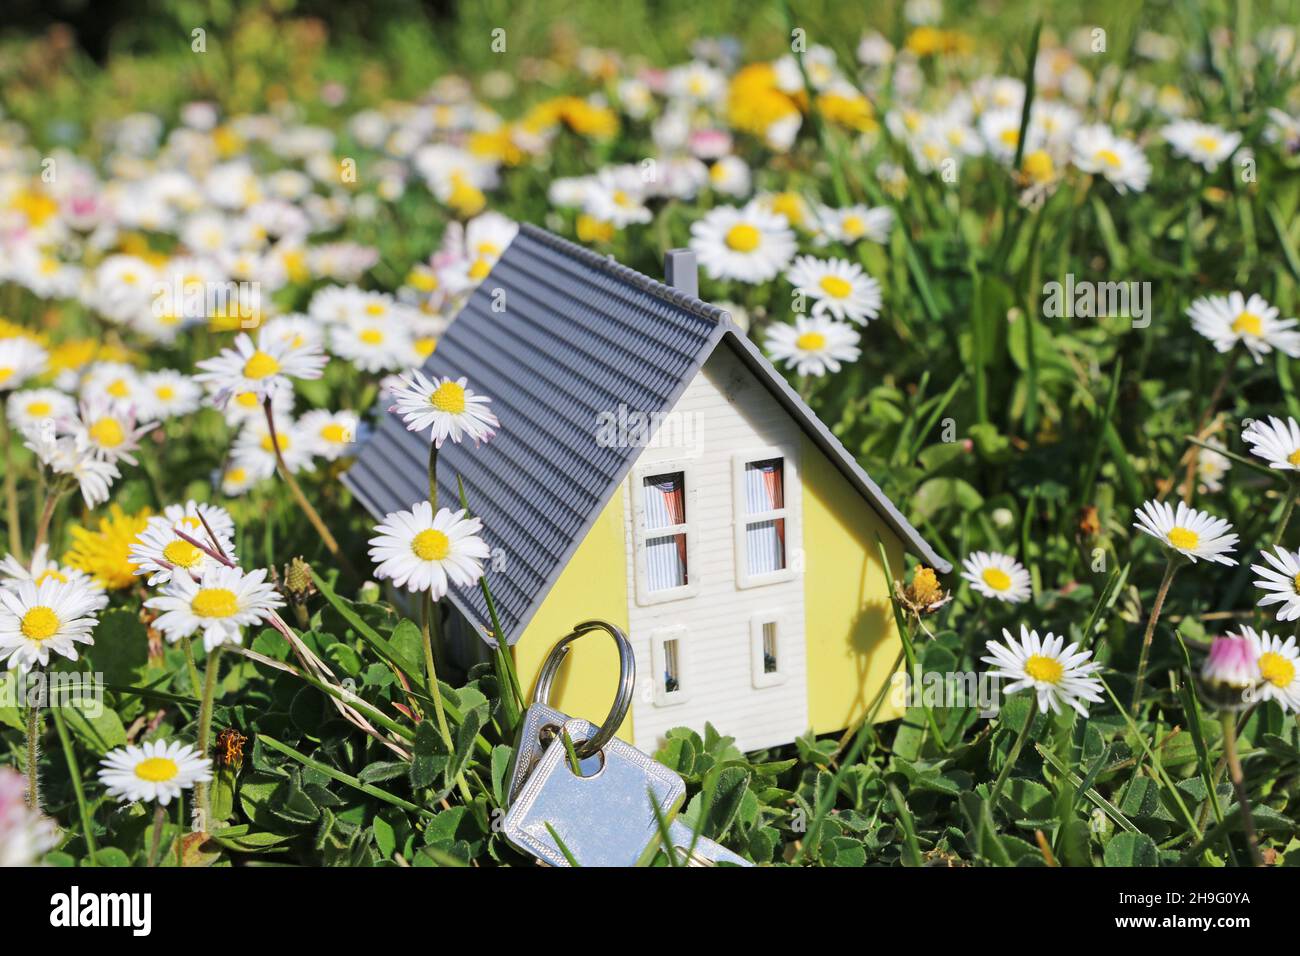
[1103,831,1159,867]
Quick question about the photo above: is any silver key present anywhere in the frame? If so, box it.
[504,702,595,806]
[502,718,686,867]
[666,819,752,867]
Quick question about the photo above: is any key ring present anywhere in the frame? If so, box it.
[531,620,635,758]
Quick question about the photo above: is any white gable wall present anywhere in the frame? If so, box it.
[622,343,809,753]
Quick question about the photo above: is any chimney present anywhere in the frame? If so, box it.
[663,248,698,299]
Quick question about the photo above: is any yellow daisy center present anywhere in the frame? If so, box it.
[133,757,179,782]
[26,401,51,417]
[235,391,260,409]
[191,587,238,618]
[0,368,11,383]
[359,328,385,345]
[320,423,349,443]
[155,385,176,400]
[259,433,290,454]
[430,381,467,414]
[818,276,853,299]
[1022,150,1055,182]
[796,332,827,351]
[1194,134,1220,153]
[225,466,247,485]
[725,224,761,252]
[476,241,501,257]
[414,337,437,358]
[89,417,125,448]
[33,569,68,585]
[1024,654,1064,684]
[1293,573,1300,595]
[162,539,204,569]
[1258,651,1296,689]
[107,378,131,398]
[1288,450,1300,468]
[999,127,1019,147]
[411,528,451,561]
[468,258,492,280]
[981,567,1012,591]
[842,215,864,236]
[1094,148,1122,168]
[1166,526,1199,550]
[243,350,281,379]
[1232,312,1262,337]
[20,606,60,641]
[364,302,387,317]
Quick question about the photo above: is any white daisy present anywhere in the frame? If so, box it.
[1240,626,1300,712]
[260,314,325,353]
[1162,120,1242,171]
[217,462,258,498]
[0,338,48,392]
[387,371,499,448]
[25,431,122,508]
[136,370,202,421]
[960,551,1033,603]
[1133,499,1238,565]
[1196,444,1231,494]
[0,579,101,673]
[1187,292,1300,364]
[70,400,156,465]
[813,203,893,246]
[707,156,752,198]
[368,502,490,597]
[1242,415,1300,471]
[230,415,315,481]
[982,625,1104,716]
[97,739,213,806]
[1250,545,1300,621]
[6,388,75,434]
[689,203,797,284]
[299,409,364,461]
[764,314,861,377]
[0,545,107,609]
[0,767,60,865]
[329,319,412,373]
[130,510,237,587]
[144,565,283,651]
[785,256,883,324]
[194,330,327,409]
[81,361,144,411]
[1201,635,1258,696]
[218,384,294,429]
[581,170,653,228]
[1070,124,1150,194]
[979,107,1042,163]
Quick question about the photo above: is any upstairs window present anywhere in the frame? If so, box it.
[633,462,697,604]
[733,452,797,587]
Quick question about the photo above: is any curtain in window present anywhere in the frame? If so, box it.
[744,460,785,575]
[644,474,687,590]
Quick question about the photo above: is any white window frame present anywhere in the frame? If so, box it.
[649,625,691,707]
[749,612,789,688]
[631,459,699,605]
[732,448,800,589]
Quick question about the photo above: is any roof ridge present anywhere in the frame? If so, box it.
[517,223,731,325]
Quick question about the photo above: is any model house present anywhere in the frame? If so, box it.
[344,224,950,753]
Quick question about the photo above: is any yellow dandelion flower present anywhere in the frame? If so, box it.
[0,318,47,345]
[817,91,876,133]
[468,127,526,166]
[727,63,802,140]
[576,214,616,244]
[64,504,152,591]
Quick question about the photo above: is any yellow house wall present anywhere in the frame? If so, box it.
[800,433,907,733]
[510,484,634,742]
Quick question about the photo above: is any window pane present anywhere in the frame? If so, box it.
[762,622,778,674]
[744,459,784,514]
[646,533,688,590]
[643,473,685,529]
[746,518,785,575]
[662,638,681,693]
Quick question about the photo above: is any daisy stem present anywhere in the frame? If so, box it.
[1180,357,1237,504]
[51,707,97,863]
[1,413,23,562]
[24,700,41,812]
[1220,711,1264,866]
[181,637,203,699]
[1272,478,1299,547]
[147,804,166,867]
[262,399,357,580]
[195,645,223,830]
[420,592,473,807]
[175,792,184,867]
[427,441,438,510]
[988,702,1036,808]
[31,480,68,557]
[1130,558,1181,719]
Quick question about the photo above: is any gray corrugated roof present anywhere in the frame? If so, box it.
[343,223,949,647]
